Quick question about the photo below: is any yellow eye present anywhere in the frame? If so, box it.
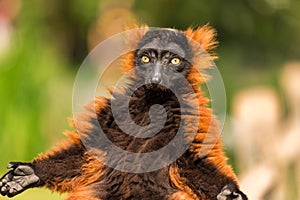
[141,56,150,63]
[171,57,181,65]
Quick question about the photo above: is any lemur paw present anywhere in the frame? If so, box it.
[217,184,248,200]
[0,162,39,197]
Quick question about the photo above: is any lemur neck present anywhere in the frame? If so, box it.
[128,85,179,109]
[128,78,196,107]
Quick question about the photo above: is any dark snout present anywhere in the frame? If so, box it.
[151,64,162,84]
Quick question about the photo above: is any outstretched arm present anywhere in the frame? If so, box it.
[0,98,108,198]
[0,131,103,198]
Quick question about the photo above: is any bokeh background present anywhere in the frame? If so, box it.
[0,0,300,199]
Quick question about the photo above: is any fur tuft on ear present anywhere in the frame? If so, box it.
[184,24,218,86]
[121,24,149,74]
[184,24,218,57]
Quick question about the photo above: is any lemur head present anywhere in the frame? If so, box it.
[122,25,218,89]
[134,29,193,89]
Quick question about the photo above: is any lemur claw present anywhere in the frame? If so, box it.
[0,162,39,197]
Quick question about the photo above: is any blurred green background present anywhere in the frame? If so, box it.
[0,0,299,199]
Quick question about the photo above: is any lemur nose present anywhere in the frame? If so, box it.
[151,76,161,84]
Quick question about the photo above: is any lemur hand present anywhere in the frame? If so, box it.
[0,162,39,197]
[217,183,248,200]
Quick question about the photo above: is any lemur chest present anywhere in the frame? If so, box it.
[99,168,177,200]
[101,93,182,153]
[95,91,185,199]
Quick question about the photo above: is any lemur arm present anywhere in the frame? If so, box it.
[0,98,107,198]
[0,131,103,197]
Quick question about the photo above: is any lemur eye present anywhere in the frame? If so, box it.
[141,56,150,63]
[171,57,181,65]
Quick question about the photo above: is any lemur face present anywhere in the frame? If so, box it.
[134,29,192,89]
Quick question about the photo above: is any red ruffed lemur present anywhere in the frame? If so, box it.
[0,25,247,200]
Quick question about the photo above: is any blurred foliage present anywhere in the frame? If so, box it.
[0,0,299,199]
[0,0,78,165]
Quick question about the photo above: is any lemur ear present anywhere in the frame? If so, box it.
[121,24,149,74]
[184,24,218,85]
[184,24,218,59]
